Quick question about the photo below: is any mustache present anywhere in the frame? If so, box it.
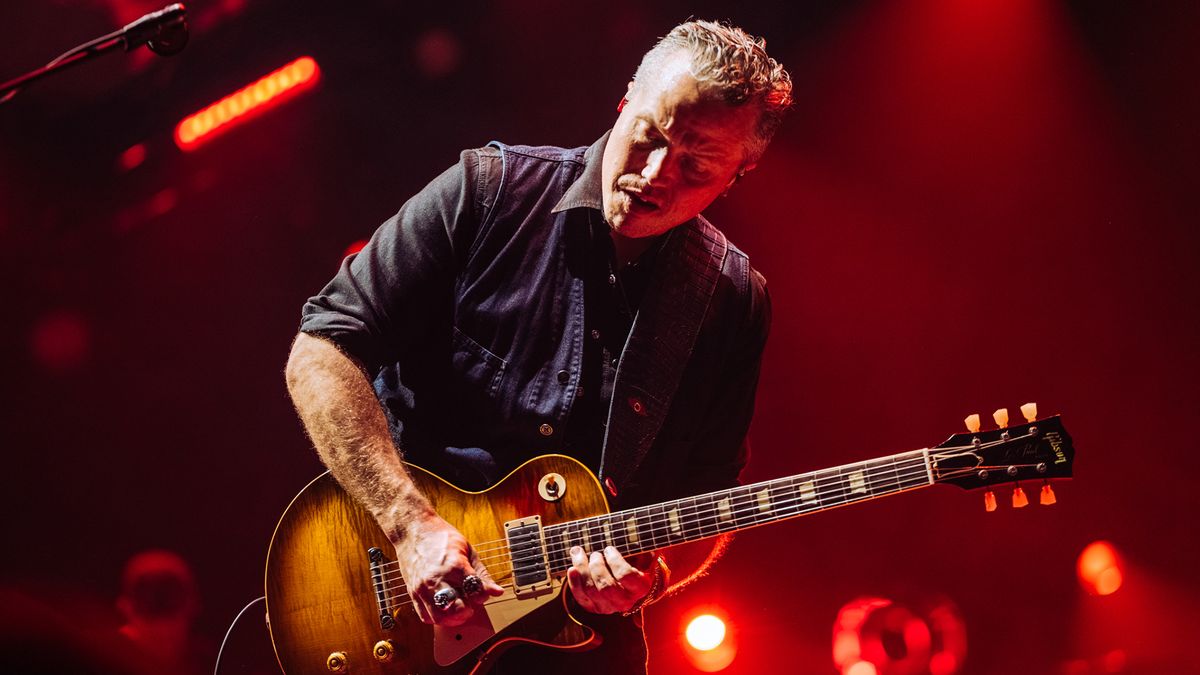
[616,176,660,198]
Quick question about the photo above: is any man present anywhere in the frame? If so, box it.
[286,19,791,672]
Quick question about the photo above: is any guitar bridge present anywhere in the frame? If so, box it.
[504,516,553,598]
[367,547,396,629]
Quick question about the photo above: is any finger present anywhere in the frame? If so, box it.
[588,550,617,591]
[567,565,596,612]
[603,546,649,591]
[430,586,473,627]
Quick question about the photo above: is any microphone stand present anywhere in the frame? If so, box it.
[0,3,187,105]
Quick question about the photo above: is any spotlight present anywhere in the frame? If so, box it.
[1078,541,1123,596]
[686,614,726,651]
[681,607,737,672]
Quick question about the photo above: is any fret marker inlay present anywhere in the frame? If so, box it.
[848,471,867,495]
[756,488,771,513]
[799,481,817,503]
[717,497,732,522]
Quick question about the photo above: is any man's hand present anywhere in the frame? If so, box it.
[395,514,505,626]
[567,546,655,615]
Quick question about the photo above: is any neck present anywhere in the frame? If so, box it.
[609,228,657,267]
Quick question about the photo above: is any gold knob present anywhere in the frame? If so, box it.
[373,640,396,663]
[326,651,348,673]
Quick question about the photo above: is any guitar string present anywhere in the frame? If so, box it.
[378,461,939,609]
[378,452,936,571]
[374,458,937,589]
[373,459,938,595]
[379,455,1041,610]
[374,457,933,585]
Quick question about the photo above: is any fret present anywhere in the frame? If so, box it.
[769,478,801,518]
[729,485,759,529]
[586,518,604,554]
[640,504,663,550]
[822,468,849,508]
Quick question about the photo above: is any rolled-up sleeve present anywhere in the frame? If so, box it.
[299,149,493,374]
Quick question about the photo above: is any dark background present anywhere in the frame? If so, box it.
[2,1,1197,673]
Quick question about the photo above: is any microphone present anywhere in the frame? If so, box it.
[121,3,189,56]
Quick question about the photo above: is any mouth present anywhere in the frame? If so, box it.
[623,189,660,213]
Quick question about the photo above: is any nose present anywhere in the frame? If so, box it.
[641,146,670,184]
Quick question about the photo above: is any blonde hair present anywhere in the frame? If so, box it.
[633,20,793,163]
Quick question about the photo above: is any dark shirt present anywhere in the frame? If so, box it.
[299,133,769,509]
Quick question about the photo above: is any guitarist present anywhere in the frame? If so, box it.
[285,19,791,673]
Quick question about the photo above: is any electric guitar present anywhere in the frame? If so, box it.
[264,406,1074,674]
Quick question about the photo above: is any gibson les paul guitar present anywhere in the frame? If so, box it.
[265,406,1074,674]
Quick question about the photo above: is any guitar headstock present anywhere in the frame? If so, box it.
[930,404,1074,505]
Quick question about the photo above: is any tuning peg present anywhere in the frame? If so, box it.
[984,490,997,512]
[993,408,1009,429]
[964,414,981,433]
[1040,483,1057,505]
[1020,402,1038,423]
[1012,485,1029,508]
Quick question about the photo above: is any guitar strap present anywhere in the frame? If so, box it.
[597,216,728,493]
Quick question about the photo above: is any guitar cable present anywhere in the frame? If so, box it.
[213,595,267,675]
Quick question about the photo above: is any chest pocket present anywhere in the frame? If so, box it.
[450,325,506,401]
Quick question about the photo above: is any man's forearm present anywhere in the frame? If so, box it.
[284,332,435,543]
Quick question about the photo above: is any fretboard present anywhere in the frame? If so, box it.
[540,449,932,574]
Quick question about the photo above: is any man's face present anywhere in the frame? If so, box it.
[601,52,760,239]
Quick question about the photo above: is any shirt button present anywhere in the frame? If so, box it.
[607,273,617,285]
[628,397,646,415]
[539,423,554,437]
[591,329,601,340]
[557,369,569,384]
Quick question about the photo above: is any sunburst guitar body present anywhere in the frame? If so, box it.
[265,455,610,675]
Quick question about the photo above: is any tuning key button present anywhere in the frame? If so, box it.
[964,414,981,433]
[984,491,998,512]
[1012,486,1029,508]
[1040,483,1057,505]
[1020,402,1038,423]
[993,408,1009,429]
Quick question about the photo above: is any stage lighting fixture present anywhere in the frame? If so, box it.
[175,56,320,151]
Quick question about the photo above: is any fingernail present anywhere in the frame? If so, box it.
[571,546,582,556]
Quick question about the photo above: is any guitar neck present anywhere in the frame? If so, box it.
[540,449,934,573]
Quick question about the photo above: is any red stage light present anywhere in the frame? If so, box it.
[175,56,321,151]
[681,607,737,672]
[686,614,726,651]
[343,239,369,258]
[1078,541,1123,596]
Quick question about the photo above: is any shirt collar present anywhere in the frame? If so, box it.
[552,131,610,214]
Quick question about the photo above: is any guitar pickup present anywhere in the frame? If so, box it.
[503,516,553,598]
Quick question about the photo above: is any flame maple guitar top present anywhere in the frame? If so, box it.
[265,454,611,675]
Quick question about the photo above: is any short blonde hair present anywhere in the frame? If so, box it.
[633,20,793,164]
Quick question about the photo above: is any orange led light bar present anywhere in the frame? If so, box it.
[175,56,320,151]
